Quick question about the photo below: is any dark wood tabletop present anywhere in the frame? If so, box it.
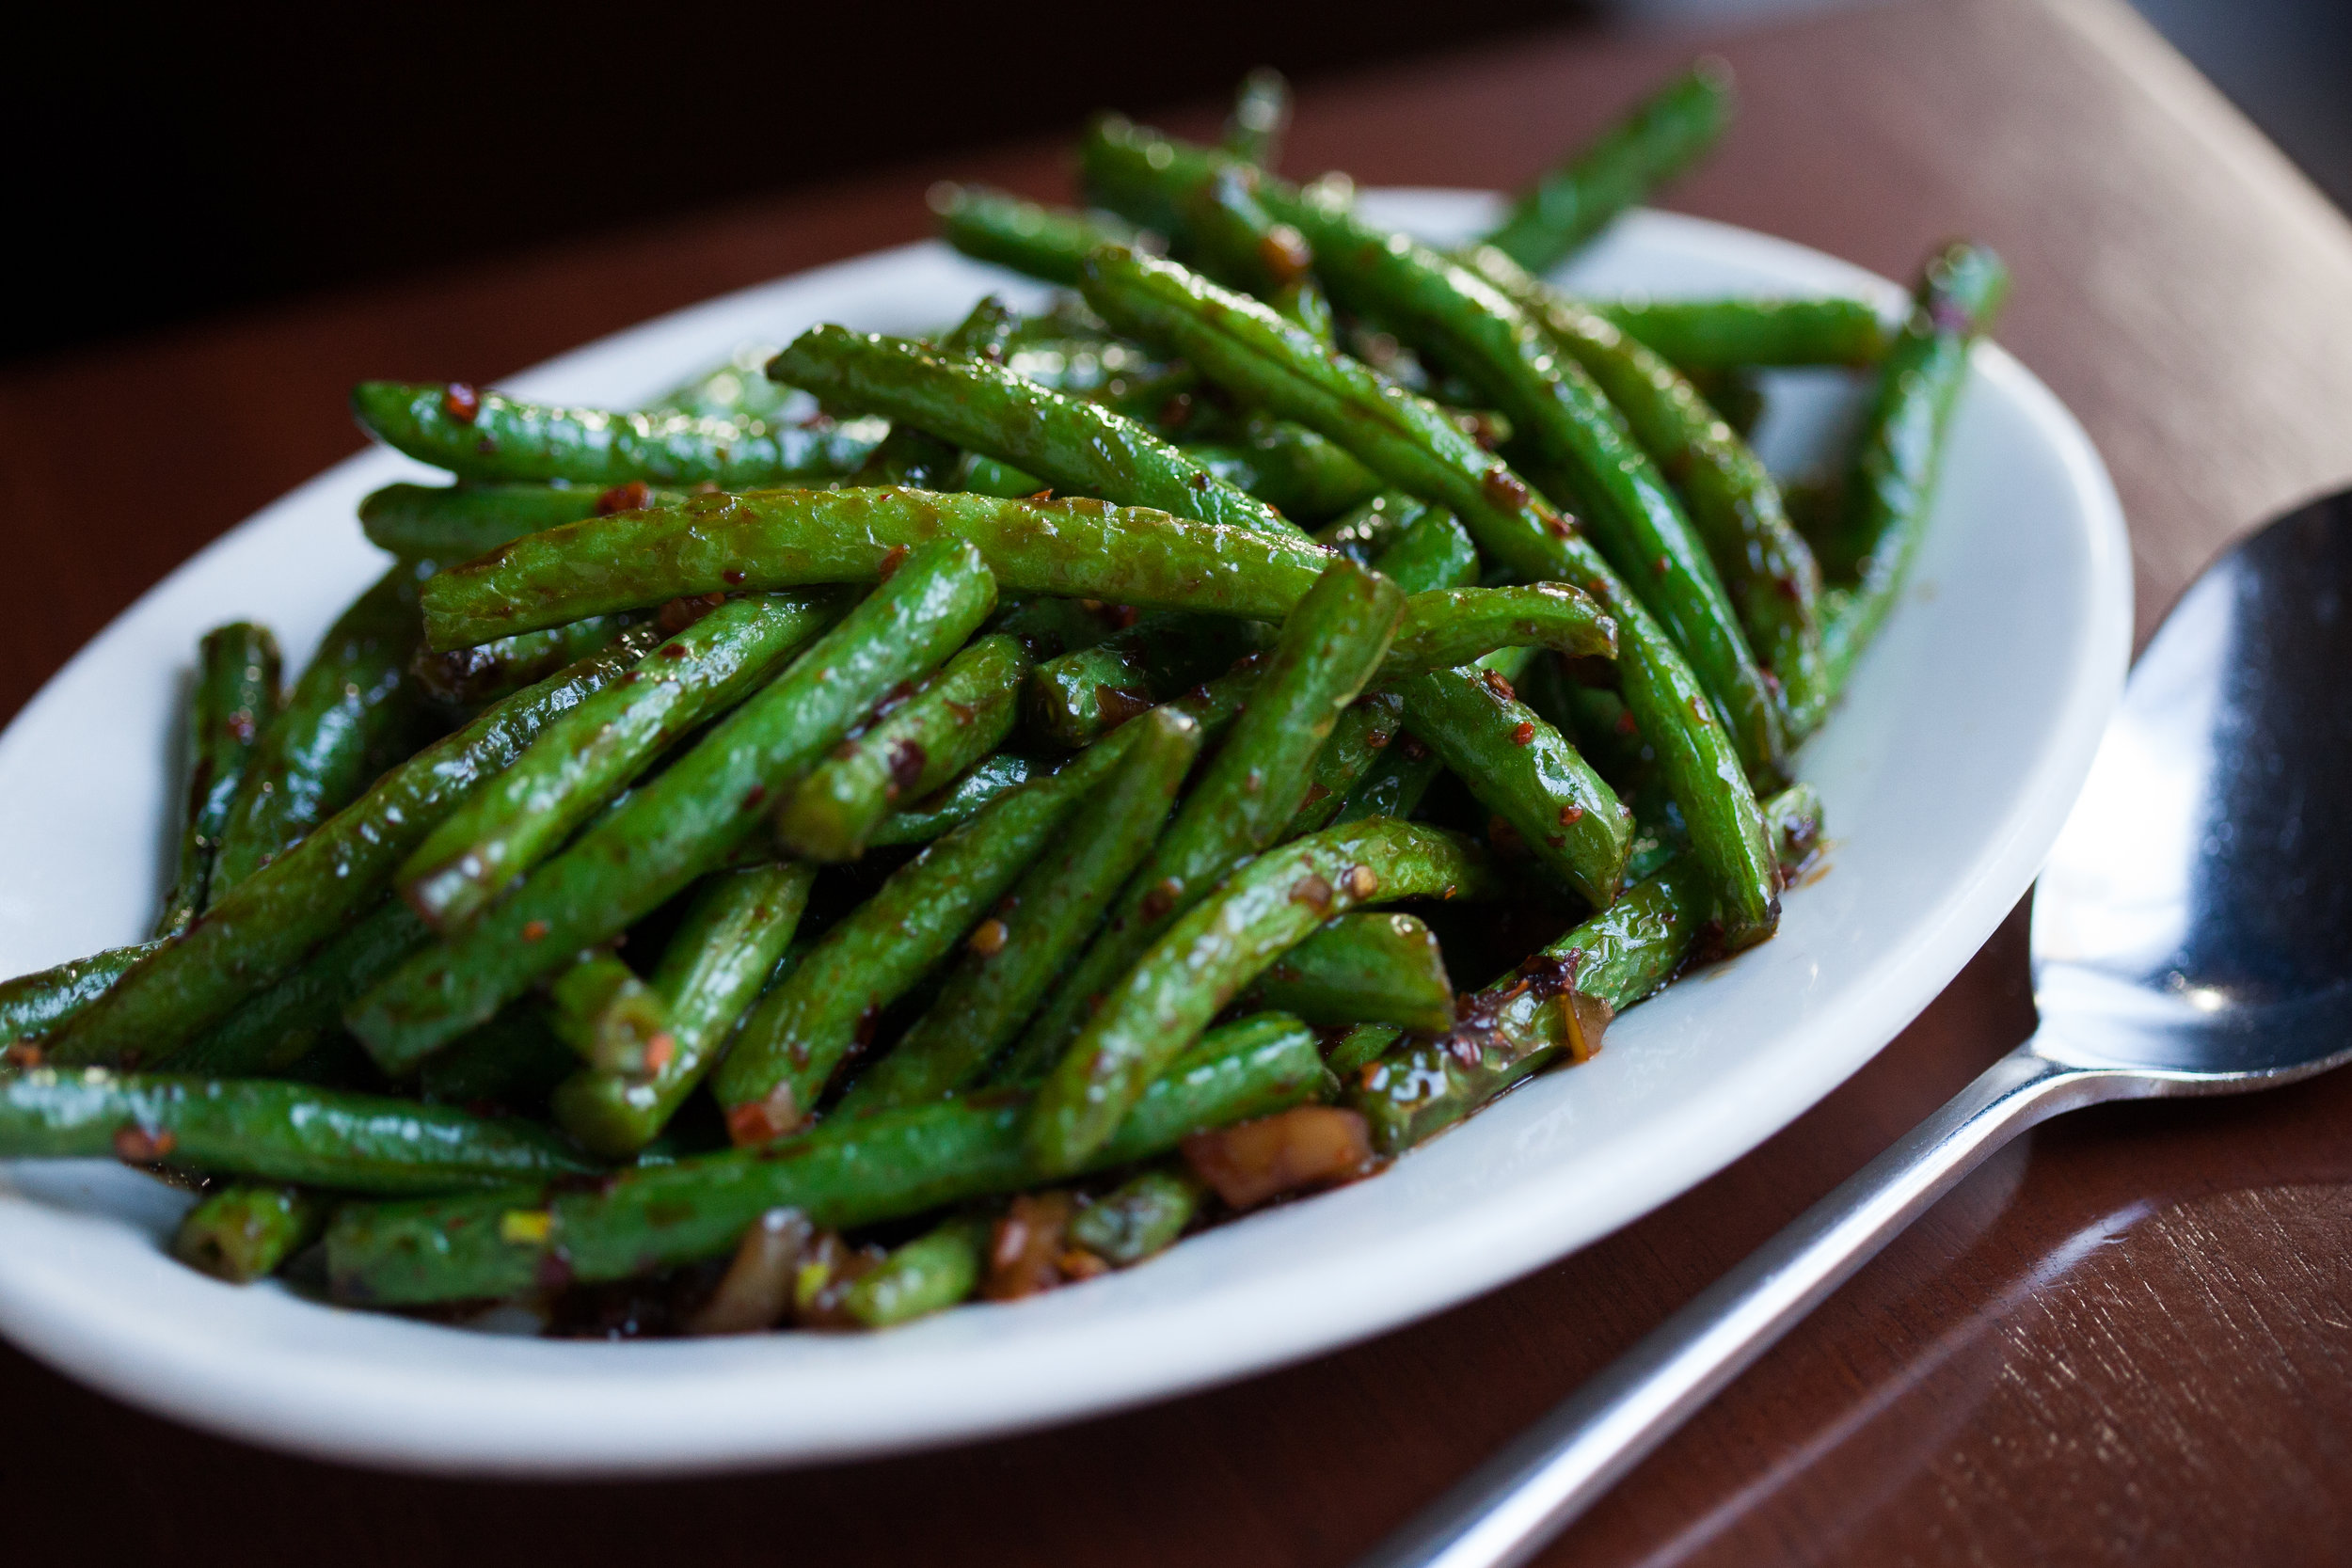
[6,0,2350,1561]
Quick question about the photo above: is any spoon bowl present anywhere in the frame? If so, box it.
[2033,491,2352,1081]
[1365,489,2352,1568]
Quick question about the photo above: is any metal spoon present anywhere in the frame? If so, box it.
[1360,491,2352,1568]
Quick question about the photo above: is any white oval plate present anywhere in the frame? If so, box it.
[0,195,2131,1475]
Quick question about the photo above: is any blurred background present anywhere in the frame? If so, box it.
[9,0,2344,366]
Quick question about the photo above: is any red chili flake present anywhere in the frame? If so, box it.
[1511,721,1536,746]
[1139,877,1184,921]
[1343,864,1378,899]
[1654,555,1671,574]
[722,569,746,586]
[596,480,650,515]
[1546,515,1576,540]
[522,920,550,942]
[1024,487,1056,503]
[1259,225,1313,286]
[642,1033,676,1074]
[1365,729,1391,751]
[1289,873,1334,910]
[660,643,690,660]
[876,544,909,580]
[885,738,928,794]
[725,1085,802,1147]
[1189,471,1211,490]
[946,700,976,724]
[1481,668,1518,702]
[1614,709,1639,736]
[112,1126,175,1164]
[3,1043,41,1069]
[968,917,1010,958]
[1481,467,1530,510]
[1559,803,1585,825]
[742,784,768,811]
[442,383,481,423]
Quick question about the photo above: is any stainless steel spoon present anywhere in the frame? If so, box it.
[1360,492,2352,1568]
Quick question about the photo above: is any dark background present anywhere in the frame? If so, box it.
[8,0,2346,368]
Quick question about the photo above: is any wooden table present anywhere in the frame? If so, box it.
[5,0,2349,1560]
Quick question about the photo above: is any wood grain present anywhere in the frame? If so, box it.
[3,1,2349,1563]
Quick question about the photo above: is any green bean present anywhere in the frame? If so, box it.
[1343,499,1475,583]
[1467,248,1831,737]
[1482,61,1735,272]
[1180,419,1382,523]
[415,486,1331,651]
[991,596,1121,660]
[773,633,1027,862]
[851,295,1023,489]
[349,381,882,486]
[1380,583,1616,673]
[1404,648,1629,905]
[157,623,282,937]
[1070,1166,1204,1266]
[1012,559,1406,1084]
[0,1069,595,1193]
[1223,66,1291,169]
[1317,491,1432,562]
[1266,183,1786,781]
[867,753,1041,847]
[1820,243,2009,690]
[1078,246,1780,945]
[1029,816,1493,1174]
[172,1184,334,1284]
[844,1213,992,1327]
[408,614,636,707]
[1284,690,1404,837]
[931,184,1142,289]
[712,731,1136,1141]
[1325,1022,1403,1076]
[1331,736,1442,828]
[358,481,688,562]
[543,951,666,1074]
[211,568,430,894]
[1242,911,1454,1033]
[348,539,998,1075]
[1028,575,1558,752]
[417,1005,577,1111]
[327,1011,1326,1306]
[1597,296,1888,371]
[401,596,838,930]
[51,637,657,1071]
[172,899,427,1077]
[844,706,1202,1113]
[771,326,1305,542]
[1002,338,1199,426]
[552,862,813,1157]
[0,942,160,1053]
[1350,783,1822,1153]
[1025,613,1270,750]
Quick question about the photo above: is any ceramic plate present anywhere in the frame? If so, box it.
[0,194,2132,1474]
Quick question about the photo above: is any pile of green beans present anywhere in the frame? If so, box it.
[0,60,1997,1339]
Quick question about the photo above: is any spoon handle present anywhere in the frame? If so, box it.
[1357,1041,2109,1568]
